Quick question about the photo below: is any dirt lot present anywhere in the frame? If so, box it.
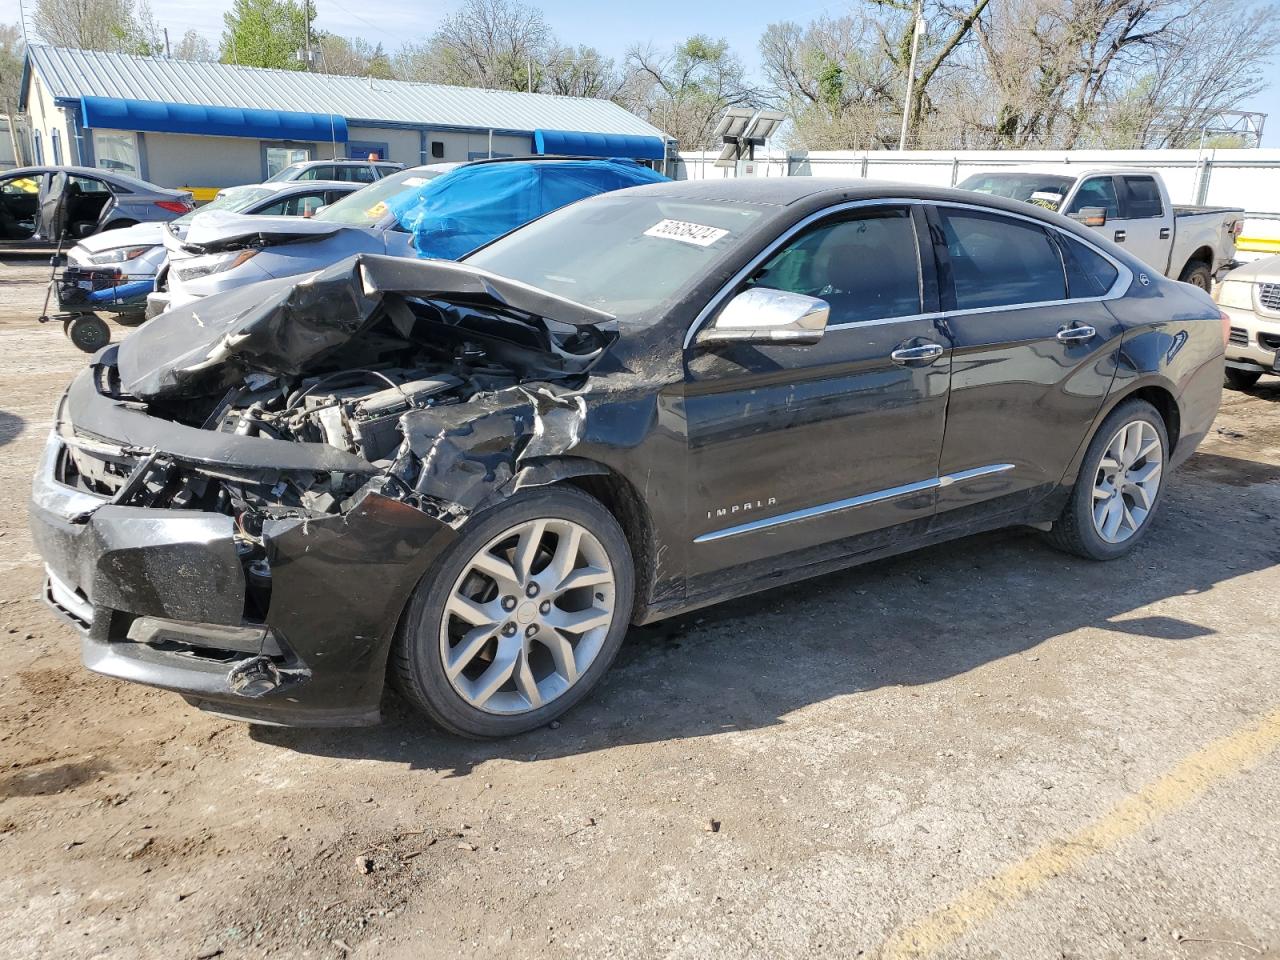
[0,257,1277,960]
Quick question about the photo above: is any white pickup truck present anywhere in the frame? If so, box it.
[957,167,1244,290]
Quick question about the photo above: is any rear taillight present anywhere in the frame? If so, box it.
[155,199,193,214]
[1231,220,1244,238]
[1221,310,1231,346]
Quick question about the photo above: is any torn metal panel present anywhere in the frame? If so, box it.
[117,253,616,401]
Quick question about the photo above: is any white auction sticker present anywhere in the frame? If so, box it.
[643,219,729,247]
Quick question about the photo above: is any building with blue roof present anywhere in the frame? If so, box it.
[20,46,672,195]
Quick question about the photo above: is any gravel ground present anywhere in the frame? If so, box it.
[1,258,1278,960]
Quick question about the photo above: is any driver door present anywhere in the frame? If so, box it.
[683,204,953,580]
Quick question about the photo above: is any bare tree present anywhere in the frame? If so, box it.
[620,36,759,150]
[395,0,552,91]
[318,34,393,78]
[0,23,24,109]
[33,0,159,53]
[173,29,214,61]
[543,44,619,98]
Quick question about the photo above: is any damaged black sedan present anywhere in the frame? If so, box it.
[31,179,1225,736]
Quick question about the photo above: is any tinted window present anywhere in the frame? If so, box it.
[256,192,328,217]
[939,208,1065,309]
[1066,177,1120,218]
[1058,235,1120,298]
[749,208,921,323]
[1121,176,1163,218]
[958,173,1075,207]
[345,166,378,183]
[296,166,328,181]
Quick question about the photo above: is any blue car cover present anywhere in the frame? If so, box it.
[385,159,668,260]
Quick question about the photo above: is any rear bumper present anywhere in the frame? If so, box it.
[30,397,458,726]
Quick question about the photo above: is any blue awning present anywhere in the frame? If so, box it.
[534,129,665,161]
[80,96,348,143]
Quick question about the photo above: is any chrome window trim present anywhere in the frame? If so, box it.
[682,197,1133,349]
[693,463,1015,544]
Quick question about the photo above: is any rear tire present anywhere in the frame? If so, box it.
[1046,399,1168,561]
[1178,261,1212,291]
[392,486,634,738]
[1224,368,1262,390]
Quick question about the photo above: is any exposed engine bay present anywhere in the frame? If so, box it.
[58,255,618,550]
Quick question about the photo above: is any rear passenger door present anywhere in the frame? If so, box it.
[928,204,1128,526]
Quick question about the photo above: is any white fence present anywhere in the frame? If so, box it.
[673,148,1280,247]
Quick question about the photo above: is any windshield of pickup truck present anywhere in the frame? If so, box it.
[466,195,766,321]
[959,173,1076,210]
[314,167,448,227]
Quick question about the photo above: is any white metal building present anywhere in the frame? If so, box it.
[20,46,671,194]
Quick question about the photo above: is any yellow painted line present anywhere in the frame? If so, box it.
[881,707,1280,959]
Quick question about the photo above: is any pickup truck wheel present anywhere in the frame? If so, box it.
[1046,399,1168,561]
[1224,368,1262,390]
[392,486,634,738]
[1178,261,1212,291]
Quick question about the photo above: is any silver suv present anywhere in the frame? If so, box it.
[1216,256,1280,389]
[264,159,404,185]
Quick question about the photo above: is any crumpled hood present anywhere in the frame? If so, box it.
[116,253,616,400]
[171,209,345,253]
[74,221,165,255]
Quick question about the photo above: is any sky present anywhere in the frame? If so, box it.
[12,0,1280,145]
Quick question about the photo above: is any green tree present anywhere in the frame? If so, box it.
[219,0,317,70]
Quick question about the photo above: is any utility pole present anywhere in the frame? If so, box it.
[163,28,171,58]
[898,0,926,151]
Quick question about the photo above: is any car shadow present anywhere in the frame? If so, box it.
[252,454,1276,777]
[0,410,26,449]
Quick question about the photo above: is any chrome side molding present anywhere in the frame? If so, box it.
[694,463,1015,543]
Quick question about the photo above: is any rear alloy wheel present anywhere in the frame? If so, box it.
[393,487,634,737]
[1224,368,1262,391]
[1047,399,1168,560]
[1178,261,1212,291]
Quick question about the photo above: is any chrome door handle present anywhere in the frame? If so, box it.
[1114,230,1126,242]
[890,342,945,364]
[1056,324,1096,343]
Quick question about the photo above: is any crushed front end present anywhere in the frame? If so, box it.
[30,254,613,725]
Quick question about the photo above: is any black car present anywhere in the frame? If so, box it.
[30,179,1225,737]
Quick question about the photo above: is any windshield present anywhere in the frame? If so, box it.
[958,173,1076,209]
[465,195,767,321]
[314,168,448,227]
[173,186,276,225]
[264,163,308,183]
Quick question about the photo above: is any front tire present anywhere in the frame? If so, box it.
[1224,368,1262,390]
[392,486,634,738]
[1047,399,1168,560]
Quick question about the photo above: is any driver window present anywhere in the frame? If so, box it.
[747,207,921,324]
[1065,177,1120,219]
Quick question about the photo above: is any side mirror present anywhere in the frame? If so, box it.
[696,287,830,347]
[1069,206,1107,228]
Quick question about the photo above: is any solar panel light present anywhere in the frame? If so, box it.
[713,107,756,143]
[742,110,785,145]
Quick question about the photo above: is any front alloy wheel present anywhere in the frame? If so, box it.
[392,486,634,738]
[441,518,616,715]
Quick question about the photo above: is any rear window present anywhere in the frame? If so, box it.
[1058,235,1120,298]
[939,207,1066,309]
[1122,176,1163,219]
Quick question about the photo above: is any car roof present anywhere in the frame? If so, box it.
[231,179,362,194]
[292,158,403,167]
[5,164,182,195]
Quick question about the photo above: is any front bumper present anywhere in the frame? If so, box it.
[1221,303,1280,374]
[30,383,458,726]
